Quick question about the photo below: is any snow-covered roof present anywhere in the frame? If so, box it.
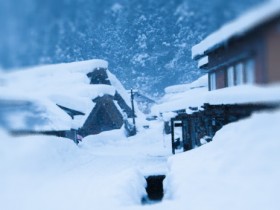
[152,75,280,115]
[0,59,132,131]
[164,75,208,94]
[192,0,280,59]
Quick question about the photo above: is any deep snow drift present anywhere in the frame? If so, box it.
[163,109,280,210]
[0,57,279,210]
[0,121,171,210]
[1,108,279,210]
[130,110,280,210]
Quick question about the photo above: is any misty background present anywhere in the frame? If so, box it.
[0,0,264,96]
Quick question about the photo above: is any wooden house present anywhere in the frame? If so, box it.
[192,1,280,91]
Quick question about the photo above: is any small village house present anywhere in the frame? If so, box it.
[0,60,139,142]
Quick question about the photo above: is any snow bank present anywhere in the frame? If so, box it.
[192,0,280,59]
[0,119,170,210]
[164,110,280,210]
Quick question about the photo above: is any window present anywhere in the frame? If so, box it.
[245,59,255,84]
[209,72,216,91]
[227,66,234,87]
[215,58,255,89]
[235,63,244,85]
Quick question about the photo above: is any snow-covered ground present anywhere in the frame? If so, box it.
[1,59,279,210]
[0,120,171,210]
[165,109,280,210]
[138,109,280,210]
[1,108,280,210]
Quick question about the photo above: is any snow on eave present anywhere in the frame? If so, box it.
[164,75,208,94]
[192,0,280,59]
[152,84,280,115]
[198,56,209,68]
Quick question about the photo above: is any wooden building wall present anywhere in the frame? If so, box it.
[266,17,280,83]
[202,15,280,90]
[216,69,226,89]
[205,29,266,88]
[81,95,124,136]
[171,103,279,154]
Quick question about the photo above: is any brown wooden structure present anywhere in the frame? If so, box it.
[170,103,279,154]
[81,94,127,136]
[194,11,280,91]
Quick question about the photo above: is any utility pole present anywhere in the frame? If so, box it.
[130,88,136,134]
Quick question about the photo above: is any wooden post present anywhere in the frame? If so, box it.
[171,119,175,154]
[130,89,137,135]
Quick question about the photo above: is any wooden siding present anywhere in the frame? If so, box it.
[206,30,266,85]
[266,18,280,83]
[81,95,124,136]
[202,16,280,90]
[171,103,280,154]
[216,69,226,89]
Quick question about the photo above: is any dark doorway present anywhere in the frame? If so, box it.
[142,175,166,205]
